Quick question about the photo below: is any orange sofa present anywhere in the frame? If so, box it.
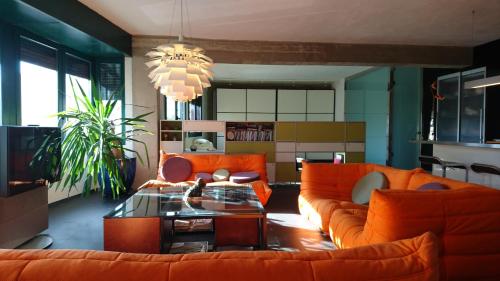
[0,232,439,281]
[154,152,272,247]
[156,152,272,205]
[300,162,500,281]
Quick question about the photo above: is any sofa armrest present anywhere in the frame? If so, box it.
[329,208,368,249]
[300,162,367,201]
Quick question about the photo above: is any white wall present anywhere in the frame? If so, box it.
[48,185,83,204]
[130,54,159,189]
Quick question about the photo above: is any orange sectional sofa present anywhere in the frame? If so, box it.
[156,152,272,205]
[0,232,439,281]
[300,162,500,281]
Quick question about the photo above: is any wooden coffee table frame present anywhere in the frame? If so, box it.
[104,213,267,254]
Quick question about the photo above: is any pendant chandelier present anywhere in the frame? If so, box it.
[145,0,213,102]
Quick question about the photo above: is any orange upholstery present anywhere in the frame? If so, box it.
[156,152,272,205]
[407,172,485,190]
[331,189,500,281]
[158,152,268,183]
[0,232,439,281]
[298,162,421,230]
[303,162,500,280]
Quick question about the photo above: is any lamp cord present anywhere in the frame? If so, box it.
[179,0,184,41]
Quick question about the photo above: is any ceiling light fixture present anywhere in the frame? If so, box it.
[145,0,214,102]
[462,8,500,89]
[464,75,500,89]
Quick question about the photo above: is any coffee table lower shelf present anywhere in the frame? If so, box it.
[103,214,267,254]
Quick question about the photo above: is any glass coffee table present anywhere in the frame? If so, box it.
[103,185,267,254]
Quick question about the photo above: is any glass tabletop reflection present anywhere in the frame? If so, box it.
[105,185,265,219]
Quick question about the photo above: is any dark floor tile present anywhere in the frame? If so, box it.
[44,185,334,252]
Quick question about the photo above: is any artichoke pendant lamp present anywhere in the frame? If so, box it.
[145,0,214,102]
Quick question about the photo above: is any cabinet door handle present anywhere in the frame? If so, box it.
[479,108,483,143]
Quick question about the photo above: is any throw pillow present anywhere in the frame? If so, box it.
[212,169,230,182]
[418,182,449,191]
[162,156,192,183]
[229,171,260,184]
[352,171,388,205]
[195,172,214,183]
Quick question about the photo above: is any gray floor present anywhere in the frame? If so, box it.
[43,185,334,252]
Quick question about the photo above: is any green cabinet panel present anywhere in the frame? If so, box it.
[296,122,345,142]
[225,142,276,163]
[346,152,365,163]
[346,122,365,142]
[275,163,297,182]
[275,122,296,141]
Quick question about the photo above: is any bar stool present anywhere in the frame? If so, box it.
[418,155,469,182]
[470,163,500,187]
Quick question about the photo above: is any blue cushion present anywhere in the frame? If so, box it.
[418,182,449,191]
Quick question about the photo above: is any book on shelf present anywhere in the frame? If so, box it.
[226,123,274,141]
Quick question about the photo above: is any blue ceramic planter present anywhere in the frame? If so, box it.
[99,157,136,198]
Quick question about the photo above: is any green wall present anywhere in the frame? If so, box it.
[391,67,422,169]
[345,67,390,165]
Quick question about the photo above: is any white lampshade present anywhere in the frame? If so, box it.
[145,41,213,102]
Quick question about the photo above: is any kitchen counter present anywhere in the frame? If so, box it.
[410,140,500,149]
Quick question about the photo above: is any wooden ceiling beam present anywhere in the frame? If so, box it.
[134,36,472,67]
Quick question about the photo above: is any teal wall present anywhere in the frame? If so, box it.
[345,67,390,165]
[391,67,422,169]
[345,67,422,168]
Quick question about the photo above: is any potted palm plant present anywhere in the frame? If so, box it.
[36,78,152,198]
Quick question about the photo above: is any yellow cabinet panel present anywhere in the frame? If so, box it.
[275,122,296,141]
[296,122,346,142]
[225,142,276,163]
[275,163,298,182]
[346,122,365,142]
[346,152,365,163]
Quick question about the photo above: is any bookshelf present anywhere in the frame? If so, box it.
[160,120,182,141]
[226,122,274,142]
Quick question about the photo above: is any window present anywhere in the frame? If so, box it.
[164,95,202,120]
[65,54,91,111]
[20,38,58,126]
[98,62,123,134]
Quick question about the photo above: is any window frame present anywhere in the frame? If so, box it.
[0,21,125,127]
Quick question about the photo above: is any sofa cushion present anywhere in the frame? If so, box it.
[366,164,423,190]
[301,162,368,202]
[418,182,449,191]
[329,208,368,249]
[0,232,439,281]
[158,152,268,183]
[407,172,484,190]
[298,193,341,231]
[194,172,214,183]
[351,171,387,204]
[161,156,192,183]
[212,169,230,182]
[229,171,260,184]
[361,188,500,280]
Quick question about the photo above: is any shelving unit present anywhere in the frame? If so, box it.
[226,122,274,142]
[159,120,365,183]
[160,121,182,141]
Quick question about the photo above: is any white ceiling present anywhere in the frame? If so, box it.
[80,0,500,46]
[212,64,371,82]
